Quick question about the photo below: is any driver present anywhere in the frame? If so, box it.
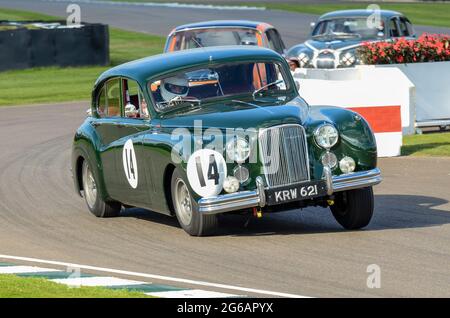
[160,75,189,102]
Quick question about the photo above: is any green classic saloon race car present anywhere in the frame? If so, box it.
[72,46,381,236]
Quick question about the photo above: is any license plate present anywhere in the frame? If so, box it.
[265,180,328,206]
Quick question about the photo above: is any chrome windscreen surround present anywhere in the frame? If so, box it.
[259,124,310,188]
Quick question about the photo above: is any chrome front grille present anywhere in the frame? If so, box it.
[259,124,310,188]
[316,52,335,69]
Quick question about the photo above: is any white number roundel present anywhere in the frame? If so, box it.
[187,149,227,198]
[123,139,138,189]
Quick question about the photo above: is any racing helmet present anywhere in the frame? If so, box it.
[160,75,189,101]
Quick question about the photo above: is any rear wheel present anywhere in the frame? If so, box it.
[171,168,217,236]
[330,187,374,230]
[81,159,121,218]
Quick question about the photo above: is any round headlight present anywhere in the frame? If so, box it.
[321,152,337,169]
[339,156,356,174]
[314,124,339,149]
[340,51,356,67]
[226,137,250,163]
[298,52,310,68]
[223,176,240,193]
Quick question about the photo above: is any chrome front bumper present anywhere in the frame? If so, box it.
[198,168,381,215]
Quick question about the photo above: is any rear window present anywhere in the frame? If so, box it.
[168,28,259,51]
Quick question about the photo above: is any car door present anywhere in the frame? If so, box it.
[92,78,123,199]
[112,78,153,207]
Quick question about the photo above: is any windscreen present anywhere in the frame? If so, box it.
[149,61,289,112]
[312,18,382,40]
[170,28,260,50]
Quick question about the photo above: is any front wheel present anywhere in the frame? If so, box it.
[330,187,374,230]
[171,168,218,236]
[81,159,121,218]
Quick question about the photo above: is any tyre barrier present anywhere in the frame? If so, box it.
[0,20,109,71]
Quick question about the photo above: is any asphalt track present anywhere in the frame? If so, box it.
[1,0,450,47]
[0,102,449,297]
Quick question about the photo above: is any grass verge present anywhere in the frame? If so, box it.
[0,274,150,298]
[402,132,450,157]
[0,8,166,106]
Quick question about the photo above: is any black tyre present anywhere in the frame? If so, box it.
[81,159,121,218]
[330,187,374,230]
[171,168,218,236]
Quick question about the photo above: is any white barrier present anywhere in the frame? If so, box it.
[294,67,415,157]
[377,61,450,126]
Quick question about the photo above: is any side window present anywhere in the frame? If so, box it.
[123,79,150,119]
[272,29,286,53]
[106,78,121,117]
[389,18,400,37]
[399,17,413,36]
[398,18,409,36]
[167,34,182,52]
[97,86,107,117]
[266,29,283,53]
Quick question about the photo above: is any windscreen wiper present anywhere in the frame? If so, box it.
[252,79,283,97]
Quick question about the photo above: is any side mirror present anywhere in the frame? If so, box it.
[86,108,92,117]
[124,103,139,118]
[310,22,316,30]
[295,80,300,91]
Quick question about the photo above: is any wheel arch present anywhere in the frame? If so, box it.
[163,163,176,215]
[72,131,109,201]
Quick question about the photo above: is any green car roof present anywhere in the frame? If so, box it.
[95,46,286,86]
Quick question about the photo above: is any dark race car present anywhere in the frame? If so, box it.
[287,9,416,69]
[72,46,381,236]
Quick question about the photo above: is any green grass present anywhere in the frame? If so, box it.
[0,8,165,106]
[104,1,450,29]
[402,132,450,157]
[0,274,151,298]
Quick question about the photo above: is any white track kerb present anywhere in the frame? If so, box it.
[0,254,310,298]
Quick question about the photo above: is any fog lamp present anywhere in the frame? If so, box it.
[339,156,356,174]
[223,176,240,193]
[340,51,356,67]
[321,152,337,169]
[298,52,310,68]
[233,165,249,184]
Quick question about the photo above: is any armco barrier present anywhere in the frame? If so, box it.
[294,67,415,157]
[0,21,109,71]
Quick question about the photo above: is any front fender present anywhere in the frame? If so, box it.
[71,120,109,201]
[286,44,312,59]
[304,106,377,180]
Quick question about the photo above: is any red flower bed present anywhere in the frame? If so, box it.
[357,33,450,65]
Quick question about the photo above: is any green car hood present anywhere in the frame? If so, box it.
[158,100,309,130]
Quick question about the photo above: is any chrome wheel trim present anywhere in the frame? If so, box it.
[174,178,193,226]
[82,161,97,209]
